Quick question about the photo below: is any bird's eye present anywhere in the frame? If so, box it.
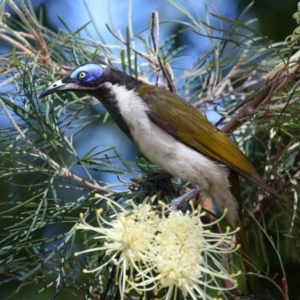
[70,64,103,82]
[78,71,86,79]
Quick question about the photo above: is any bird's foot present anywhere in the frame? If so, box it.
[168,188,200,212]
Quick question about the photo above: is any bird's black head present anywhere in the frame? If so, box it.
[39,63,141,98]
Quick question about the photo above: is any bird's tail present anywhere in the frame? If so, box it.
[229,170,254,294]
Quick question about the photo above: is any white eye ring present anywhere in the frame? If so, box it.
[78,71,86,78]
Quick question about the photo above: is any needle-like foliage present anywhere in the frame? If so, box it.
[0,0,300,299]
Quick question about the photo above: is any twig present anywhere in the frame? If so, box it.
[19,193,106,280]
[151,11,161,87]
[193,52,247,107]
[282,278,289,300]
[0,72,21,88]
[150,11,176,93]
[243,148,300,231]
[0,97,113,195]
[106,24,154,65]
[151,12,159,56]
[0,33,33,56]
[220,73,300,133]
[18,0,50,62]
[219,48,300,133]
[64,135,97,184]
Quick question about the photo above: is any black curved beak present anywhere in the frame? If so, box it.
[39,79,72,98]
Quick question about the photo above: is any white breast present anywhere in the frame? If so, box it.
[107,83,238,226]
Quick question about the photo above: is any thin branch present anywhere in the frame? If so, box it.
[106,24,154,65]
[0,33,33,55]
[150,11,176,93]
[0,72,21,88]
[0,97,114,195]
[220,73,300,133]
[194,51,248,106]
[18,0,50,61]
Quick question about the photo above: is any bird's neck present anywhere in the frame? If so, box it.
[87,70,144,141]
[104,68,143,90]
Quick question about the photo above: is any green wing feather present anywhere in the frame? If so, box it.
[138,85,283,202]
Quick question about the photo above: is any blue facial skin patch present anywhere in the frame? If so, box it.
[70,64,103,83]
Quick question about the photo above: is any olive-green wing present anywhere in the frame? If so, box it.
[138,85,283,201]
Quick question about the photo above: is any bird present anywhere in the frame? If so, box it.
[40,62,284,228]
[40,63,286,292]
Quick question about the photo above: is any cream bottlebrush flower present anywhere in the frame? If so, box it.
[76,200,240,300]
[74,200,157,296]
[129,208,241,300]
